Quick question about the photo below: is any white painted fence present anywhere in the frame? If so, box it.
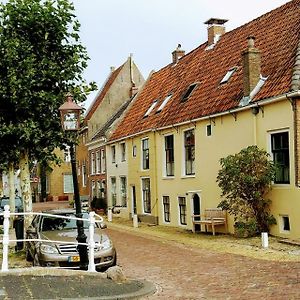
[0,205,104,273]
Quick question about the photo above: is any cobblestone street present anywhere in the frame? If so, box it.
[107,225,300,299]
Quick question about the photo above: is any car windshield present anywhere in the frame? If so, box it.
[0,198,22,208]
[41,213,91,231]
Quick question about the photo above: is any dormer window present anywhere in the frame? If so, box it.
[181,83,198,102]
[220,67,236,84]
[157,94,172,113]
[144,100,158,117]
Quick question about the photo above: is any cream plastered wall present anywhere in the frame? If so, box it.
[106,141,130,218]
[126,132,159,219]
[156,110,254,232]
[255,100,300,239]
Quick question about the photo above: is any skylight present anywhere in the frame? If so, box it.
[220,67,236,84]
[144,100,158,117]
[181,83,198,102]
[157,94,172,113]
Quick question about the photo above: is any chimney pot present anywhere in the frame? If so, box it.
[172,44,185,64]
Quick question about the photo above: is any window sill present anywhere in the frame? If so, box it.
[272,183,291,189]
[162,176,175,180]
[181,175,195,179]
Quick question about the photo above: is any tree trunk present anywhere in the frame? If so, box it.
[8,163,15,229]
[20,150,32,231]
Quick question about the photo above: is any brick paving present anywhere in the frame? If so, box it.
[107,226,300,300]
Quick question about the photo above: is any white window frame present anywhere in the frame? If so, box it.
[120,176,127,207]
[63,174,74,193]
[144,100,158,117]
[90,152,95,175]
[82,161,87,187]
[178,196,187,226]
[141,177,151,214]
[182,128,195,177]
[120,142,126,162]
[141,138,149,170]
[111,177,117,206]
[279,214,291,233]
[111,145,116,164]
[157,94,172,113]
[163,134,175,177]
[220,67,236,84]
[162,195,171,223]
[100,149,106,173]
[96,150,100,174]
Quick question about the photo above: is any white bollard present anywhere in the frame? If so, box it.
[261,232,269,248]
[1,205,10,272]
[107,208,112,222]
[88,211,96,272]
[133,214,138,228]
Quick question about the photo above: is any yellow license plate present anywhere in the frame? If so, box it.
[69,256,80,262]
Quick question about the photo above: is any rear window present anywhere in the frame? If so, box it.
[0,198,22,208]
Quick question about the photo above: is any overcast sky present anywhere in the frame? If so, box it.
[72,0,290,109]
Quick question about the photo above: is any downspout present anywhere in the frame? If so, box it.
[153,129,159,224]
[129,53,135,86]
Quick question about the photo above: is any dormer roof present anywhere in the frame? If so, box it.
[110,0,300,141]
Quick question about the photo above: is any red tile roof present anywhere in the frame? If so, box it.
[111,0,300,141]
[84,65,123,125]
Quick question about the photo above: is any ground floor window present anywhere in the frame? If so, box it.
[142,178,151,213]
[163,196,170,222]
[63,174,73,193]
[281,215,290,232]
[178,196,187,225]
[111,177,116,206]
[120,176,127,207]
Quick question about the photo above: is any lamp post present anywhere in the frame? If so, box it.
[59,93,88,270]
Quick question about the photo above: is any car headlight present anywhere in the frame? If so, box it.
[95,239,112,251]
[40,244,59,254]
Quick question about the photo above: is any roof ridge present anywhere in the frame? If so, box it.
[292,39,300,91]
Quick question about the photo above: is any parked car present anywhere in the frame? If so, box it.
[25,209,116,271]
[0,196,23,225]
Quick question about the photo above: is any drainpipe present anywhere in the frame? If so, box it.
[153,130,159,224]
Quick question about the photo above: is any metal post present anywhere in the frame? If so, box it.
[88,211,96,272]
[70,143,88,270]
[2,205,10,272]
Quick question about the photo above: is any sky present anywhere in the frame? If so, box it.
[72,0,290,110]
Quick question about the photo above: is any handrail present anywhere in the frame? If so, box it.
[0,205,104,272]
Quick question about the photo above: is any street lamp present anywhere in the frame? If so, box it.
[59,93,88,270]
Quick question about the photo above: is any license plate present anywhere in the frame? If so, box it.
[68,256,80,262]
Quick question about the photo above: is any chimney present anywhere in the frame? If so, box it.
[242,36,261,97]
[130,83,138,97]
[204,18,228,47]
[172,44,185,64]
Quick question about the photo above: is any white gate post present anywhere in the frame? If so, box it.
[107,208,112,222]
[1,205,10,272]
[261,232,269,248]
[133,214,138,228]
[88,211,96,272]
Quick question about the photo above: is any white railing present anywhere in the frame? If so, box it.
[0,205,104,273]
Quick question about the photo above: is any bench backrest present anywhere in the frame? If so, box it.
[204,208,226,219]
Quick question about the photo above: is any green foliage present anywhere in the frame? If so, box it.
[0,0,97,166]
[217,145,276,235]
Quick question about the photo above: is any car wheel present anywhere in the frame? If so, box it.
[33,253,40,267]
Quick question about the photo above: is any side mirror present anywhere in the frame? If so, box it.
[26,227,37,235]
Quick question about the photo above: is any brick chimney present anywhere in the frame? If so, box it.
[172,44,185,64]
[204,18,228,47]
[242,36,261,97]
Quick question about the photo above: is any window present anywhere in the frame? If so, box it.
[82,161,87,187]
[90,152,95,175]
[184,129,195,175]
[163,196,170,223]
[220,67,236,84]
[96,151,100,174]
[120,143,126,161]
[111,177,116,206]
[178,197,187,225]
[77,161,81,176]
[142,138,149,170]
[63,174,73,193]
[120,176,127,207]
[206,124,212,136]
[165,135,174,176]
[157,94,172,113]
[281,215,290,231]
[64,147,71,163]
[111,145,116,163]
[132,145,137,157]
[100,180,106,198]
[142,178,151,213]
[181,83,197,102]
[271,132,289,184]
[100,149,106,173]
[144,100,158,117]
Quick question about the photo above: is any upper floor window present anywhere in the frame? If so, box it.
[184,129,195,175]
[132,145,137,157]
[96,150,100,174]
[64,147,71,163]
[120,143,126,162]
[271,131,290,184]
[142,138,149,170]
[90,152,95,175]
[82,160,87,187]
[111,145,116,163]
[165,135,174,176]
[100,149,106,173]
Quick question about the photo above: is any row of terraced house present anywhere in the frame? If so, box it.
[46,0,300,239]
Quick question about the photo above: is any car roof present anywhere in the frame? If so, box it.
[41,208,89,215]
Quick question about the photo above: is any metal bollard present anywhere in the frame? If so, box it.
[261,232,269,248]
[1,205,10,272]
[107,208,112,222]
[88,211,96,272]
[133,214,138,228]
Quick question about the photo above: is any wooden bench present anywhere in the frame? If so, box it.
[192,208,227,235]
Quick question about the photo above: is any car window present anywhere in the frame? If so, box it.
[0,198,22,208]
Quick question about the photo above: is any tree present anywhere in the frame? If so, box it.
[217,145,276,236]
[0,0,96,228]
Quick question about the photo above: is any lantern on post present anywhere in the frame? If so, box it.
[58,93,88,270]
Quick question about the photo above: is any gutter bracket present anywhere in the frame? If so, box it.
[230,111,237,121]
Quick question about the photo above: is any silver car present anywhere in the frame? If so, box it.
[25,209,116,271]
